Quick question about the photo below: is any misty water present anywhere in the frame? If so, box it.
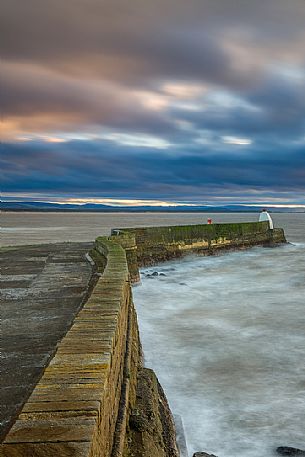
[3,211,305,456]
[133,214,305,457]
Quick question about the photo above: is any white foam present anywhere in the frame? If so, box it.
[133,243,305,457]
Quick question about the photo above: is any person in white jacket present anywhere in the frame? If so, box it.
[259,209,273,229]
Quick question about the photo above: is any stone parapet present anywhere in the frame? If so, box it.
[1,239,141,457]
[111,221,286,283]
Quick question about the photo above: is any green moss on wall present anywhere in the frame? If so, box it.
[110,221,285,277]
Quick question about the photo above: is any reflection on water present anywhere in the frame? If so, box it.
[133,238,305,457]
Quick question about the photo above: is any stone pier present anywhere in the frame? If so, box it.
[1,221,287,457]
[0,243,95,442]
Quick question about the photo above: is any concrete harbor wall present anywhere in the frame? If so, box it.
[1,222,286,457]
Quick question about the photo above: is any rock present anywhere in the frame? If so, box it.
[179,282,187,286]
[159,273,166,276]
[193,453,218,457]
[276,447,305,456]
[151,271,159,276]
[129,408,152,432]
[127,368,179,457]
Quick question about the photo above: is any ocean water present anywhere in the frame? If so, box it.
[133,214,305,457]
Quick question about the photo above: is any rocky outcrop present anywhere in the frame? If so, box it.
[277,447,305,456]
[123,368,179,457]
[193,453,218,457]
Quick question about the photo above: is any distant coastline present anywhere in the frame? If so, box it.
[1,201,304,213]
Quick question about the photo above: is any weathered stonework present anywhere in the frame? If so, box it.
[0,243,95,443]
[111,222,286,283]
[1,240,142,457]
[1,236,179,457]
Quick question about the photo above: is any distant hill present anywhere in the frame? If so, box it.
[1,201,111,211]
[1,201,303,213]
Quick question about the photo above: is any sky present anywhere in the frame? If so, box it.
[1,0,305,207]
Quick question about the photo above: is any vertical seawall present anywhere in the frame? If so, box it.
[111,221,286,283]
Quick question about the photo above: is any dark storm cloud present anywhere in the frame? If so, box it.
[2,1,305,127]
[0,62,176,135]
[1,0,305,201]
[2,1,305,70]
[2,0,305,90]
[172,70,305,139]
[2,140,305,200]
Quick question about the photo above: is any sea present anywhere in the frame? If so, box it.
[2,211,305,457]
[133,213,305,457]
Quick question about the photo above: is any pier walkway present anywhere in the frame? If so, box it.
[0,242,94,442]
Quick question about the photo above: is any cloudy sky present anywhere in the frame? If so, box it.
[1,0,305,207]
